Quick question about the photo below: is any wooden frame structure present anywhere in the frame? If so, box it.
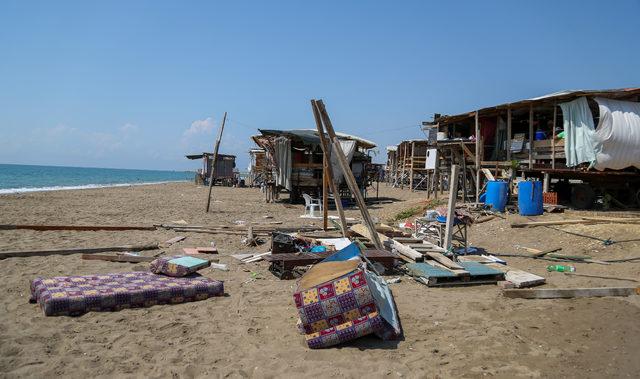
[429,87,640,206]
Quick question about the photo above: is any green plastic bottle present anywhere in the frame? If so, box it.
[546,265,576,272]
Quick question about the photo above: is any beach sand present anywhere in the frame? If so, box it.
[1,182,639,378]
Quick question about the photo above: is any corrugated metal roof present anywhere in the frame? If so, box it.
[255,129,377,149]
[435,87,640,124]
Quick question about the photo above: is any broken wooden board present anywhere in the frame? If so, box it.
[162,236,186,247]
[0,224,156,231]
[503,287,640,299]
[458,257,546,288]
[81,254,156,263]
[351,224,423,262]
[0,243,159,259]
[407,261,502,287]
[510,219,600,228]
[195,247,218,254]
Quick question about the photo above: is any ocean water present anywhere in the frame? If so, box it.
[0,164,192,194]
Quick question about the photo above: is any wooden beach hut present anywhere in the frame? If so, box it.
[426,87,640,208]
[250,129,377,202]
[186,153,237,186]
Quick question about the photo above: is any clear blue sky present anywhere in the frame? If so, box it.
[1,0,638,171]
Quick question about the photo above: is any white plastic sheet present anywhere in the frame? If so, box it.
[593,97,640,170]
[559,97,597,167]
[330,140,357,184]
[274,137,292,190]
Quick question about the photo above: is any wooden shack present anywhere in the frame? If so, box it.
[429,88,640,207]
[248,148,267,187]
[251,129,377,202]
[186,153,237,186]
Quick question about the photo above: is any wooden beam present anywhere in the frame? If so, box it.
[528,104,533,169]
[316,100,382,249]
[81,254,156,263]
[503,287,639,299]
[474,111,480,202]
[205,111,227,212]
[0,224,156,231]
[409,141,415,191]
[322,153,329,230]
[0,243,159,259]
[510,218,640,228]
[311,100,348,237]
[443,164,460,250]
[563,272,639,282]
[552,102,557,169]
[506,107,512,161]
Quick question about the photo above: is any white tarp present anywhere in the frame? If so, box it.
[593,97,640,170]
[559,97,597,167]
[330,140,357,184]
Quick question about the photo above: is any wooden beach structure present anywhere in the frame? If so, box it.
[248,148,267,187]
[250,129,377,203]
[186,153,237,186]
[420,87,640,207]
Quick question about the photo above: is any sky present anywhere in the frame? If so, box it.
[1,0,638,172]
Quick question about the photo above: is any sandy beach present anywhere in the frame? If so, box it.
[1,182,640,378]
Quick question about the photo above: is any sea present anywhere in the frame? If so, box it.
[0,164,192,194]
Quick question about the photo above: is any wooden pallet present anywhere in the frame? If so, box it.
[407,261,504,287]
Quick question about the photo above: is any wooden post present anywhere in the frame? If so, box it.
[528,104,534,169]
[552,102,557,169]
[474,111,480,203]
[543,172,550,193]
[316,100,383,250]
[443,164,460,251]
[322,153,329,230]
[409,141,415,191]
[205,111,227,212]
[400,143,408,189]
[310,100,348,237]
[506,107,512,161]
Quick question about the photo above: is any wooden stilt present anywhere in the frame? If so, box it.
[205,112,227,212]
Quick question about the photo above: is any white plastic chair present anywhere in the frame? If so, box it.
[302,193,322,217]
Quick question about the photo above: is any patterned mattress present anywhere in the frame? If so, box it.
[29,271,224,316]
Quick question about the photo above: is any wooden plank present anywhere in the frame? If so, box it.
[504,287,639,299]
[81,254,156,263]
[424,252,465,271]
[242,251,272,263]
[350,224,423,262]
[563,272,639,283]
[0,243,159,260]
[528,104,533,169]
[0,224,156,231]
[162,236,186,247]
[510,219,600,228]
[474,111,480,203]
[316,100,382,249]
[580,216,640,223]
[205,111,227,212]
[443,164,459,250]
[481,168,495,181]
[506,107,512,161]
[311,100,348,237]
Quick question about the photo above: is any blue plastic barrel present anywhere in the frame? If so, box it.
[518,181,543,216]
[485,180,509,212]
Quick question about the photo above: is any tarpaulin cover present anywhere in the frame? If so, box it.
[274,137,292,190]
[330,140,357,184]
[593,97,640,170]
[559,97,597,167]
